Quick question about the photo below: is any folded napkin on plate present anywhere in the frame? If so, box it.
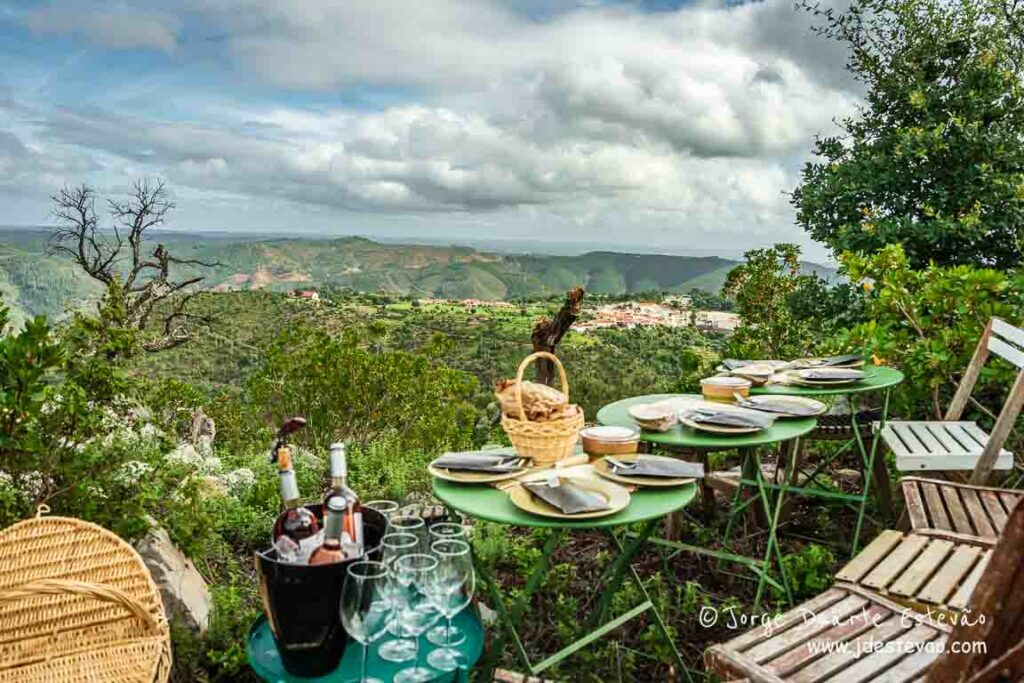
[821,354,863,367]
[797,368,864,381]
[736,398,820,417]
[607,458,704,479]
[683,408,775,429]
[432,452,526,473]
[522,479,610,514]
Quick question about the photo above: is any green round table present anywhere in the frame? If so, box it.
[248,609,483,682]
[750,364,904,397]
[595,393,818,450]
[432,476,696,679]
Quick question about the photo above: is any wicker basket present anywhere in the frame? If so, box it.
[501,352,584,465]
[0,508,171,682]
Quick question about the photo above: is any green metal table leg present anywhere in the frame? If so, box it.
[851,388,891,555]
[586,518,660,630]
[749,447,793,608]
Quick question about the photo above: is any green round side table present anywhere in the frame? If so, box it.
[248,609,483,682]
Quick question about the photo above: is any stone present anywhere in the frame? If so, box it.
[835,468,862,485]
[136,524,212,634]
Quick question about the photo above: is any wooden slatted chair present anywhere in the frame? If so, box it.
[900,476,1022,543]
[704,497,1024,682]
[833,529,990,618]
[882,318,1023,484]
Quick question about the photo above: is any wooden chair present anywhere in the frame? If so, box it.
[704,497,1024,682]
[881,318,1023,483]
[900,476,1022,543]
[833,529,990,619]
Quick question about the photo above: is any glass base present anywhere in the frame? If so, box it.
[342,678,384,683]
[392,665,434,683]
[426,624,466,647]
[377,638,416,663]
[427,647,465,672]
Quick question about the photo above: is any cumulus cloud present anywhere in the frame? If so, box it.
[7,0,856,254]
[26,2,179,53]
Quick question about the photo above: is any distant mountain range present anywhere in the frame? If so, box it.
[0,228,836,323]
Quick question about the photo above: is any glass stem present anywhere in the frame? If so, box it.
[360,642,369,683]
[445,615,454,646]
[414,635,422,670]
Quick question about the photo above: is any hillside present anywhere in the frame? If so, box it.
[0,229,836,317]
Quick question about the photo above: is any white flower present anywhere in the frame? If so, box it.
[222,468,256,495]
[114,460,154,485]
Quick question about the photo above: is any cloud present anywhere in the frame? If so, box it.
[26,2,179,53]
[5,0,856,255]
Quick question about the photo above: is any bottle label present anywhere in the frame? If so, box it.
[279,470,300,502]
[330,448,347,478]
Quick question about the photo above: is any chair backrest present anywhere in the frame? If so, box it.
[929,497,1024,682]
[944,318,1024,484]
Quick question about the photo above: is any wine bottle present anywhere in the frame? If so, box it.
[326,442,363,556]
[271,444,322,561]
[308,496,347,565]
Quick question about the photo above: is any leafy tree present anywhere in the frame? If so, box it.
[839,244,1023,420]
[793,0,1024,268]
[721,244,817,359]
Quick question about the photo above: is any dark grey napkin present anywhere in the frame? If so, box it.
[798,368,864,381]
[432,452,526,473]
[738,398,820,417]
[723,358,754,370]
[683,408,775,429]
[608,458,704,479]
[822,354,863,367]
[522,479,610,514]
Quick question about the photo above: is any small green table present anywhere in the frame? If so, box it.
[433,477,697,680]
[597,394,818,607]
[750,365,905,553]
[248,610,484,682]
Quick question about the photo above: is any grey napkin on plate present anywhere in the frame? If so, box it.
[722,358,754,370]
[822,354,863,367]
[432,452,525,473]
[522,479,610,514]
[609,458,704,479]
[799,368,864,381]
[739,399,819,417]
[683,408,775,429]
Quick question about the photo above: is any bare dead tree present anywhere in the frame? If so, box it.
[531,286,585,386]
[48,180,217,353]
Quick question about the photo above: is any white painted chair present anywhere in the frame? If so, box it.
[881,318,1024,484]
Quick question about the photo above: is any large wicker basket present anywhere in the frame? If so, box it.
[0,509,171,682]
[501,352,584,465]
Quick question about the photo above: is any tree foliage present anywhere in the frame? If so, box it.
[722,244,817,359]
[793,0,1024,268]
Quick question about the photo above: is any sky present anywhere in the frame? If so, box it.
[0,0,858,259]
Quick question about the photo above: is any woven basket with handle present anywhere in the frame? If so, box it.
[0,509,171,682]
[501,352,584,465]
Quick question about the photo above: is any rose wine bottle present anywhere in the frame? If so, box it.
[271,445,322,561]
[325,443,363,554]
[308,496,347,565]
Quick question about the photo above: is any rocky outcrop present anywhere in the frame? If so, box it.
[136,524,212,634]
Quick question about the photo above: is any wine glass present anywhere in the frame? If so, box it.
[390,515,426,549]
[377,533,420,663]
[339,561,391,683]
[392,554,441,683]
[428,522,470,543]
[363,500,400,532]
[425,539,475,668]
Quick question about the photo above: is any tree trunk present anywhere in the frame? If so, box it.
[531,287,585,385]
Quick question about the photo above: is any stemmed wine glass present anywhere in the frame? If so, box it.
[428,522,470,543]
[390,515,426,550]
[424,539,475,670]
[363,500,400,532]
[339,561,391,683]
[377,533,420,663]
[425,527,471,647]
[392,554,441,683]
